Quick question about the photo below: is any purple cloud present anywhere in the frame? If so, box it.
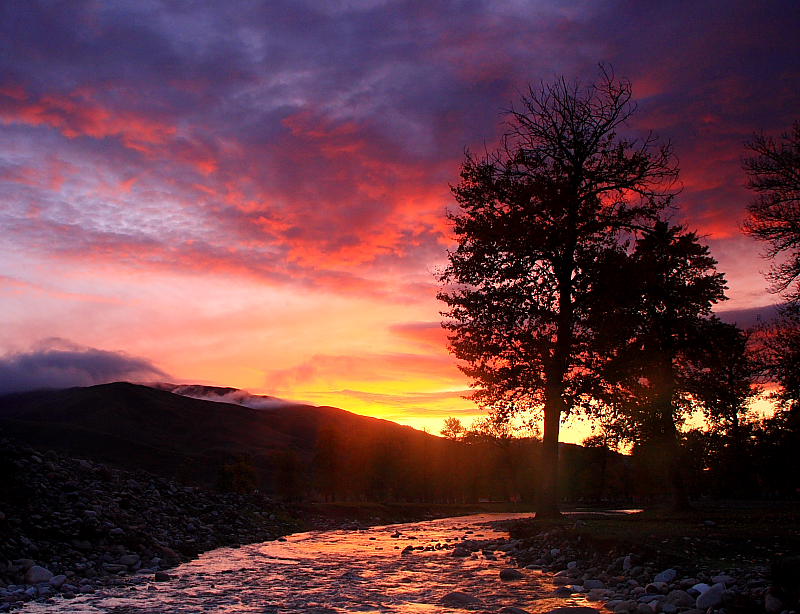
[0,0,797,306]
[0,339,167,395]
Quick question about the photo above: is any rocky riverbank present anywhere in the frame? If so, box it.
[0,439,299,610]
[498,515,799,614]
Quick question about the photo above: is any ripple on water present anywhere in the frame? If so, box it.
[19,513,595,614]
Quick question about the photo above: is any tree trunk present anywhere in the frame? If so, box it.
[663,418,691,511]
[534,247,574,519]
[536,389,563,518]
[655,382,690,511]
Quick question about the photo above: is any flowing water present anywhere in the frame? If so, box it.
[20,513,595,613]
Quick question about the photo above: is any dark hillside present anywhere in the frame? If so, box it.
[0,383,442,491]
[0,382,632,503]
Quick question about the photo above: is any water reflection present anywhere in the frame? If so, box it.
[21,514,596,613]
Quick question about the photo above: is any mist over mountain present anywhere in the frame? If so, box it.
[152,382,293,409]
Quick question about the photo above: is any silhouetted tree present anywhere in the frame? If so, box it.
[580,431,620,501]
[759,301,800,411]
[438,68,677,517]
[440,417,466,440]
[593,222,728,509]
[751,401,800,498]
[691,322,759,432]
[692,322,762,495]
[742,121,800,299]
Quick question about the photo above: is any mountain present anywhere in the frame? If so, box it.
[0,382,434,490]
[0,382,632,503]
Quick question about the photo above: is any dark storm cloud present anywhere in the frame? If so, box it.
[0,339,167,395]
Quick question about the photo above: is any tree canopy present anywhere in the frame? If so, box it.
[438,68,677,516]
[590,222,730,507]
[742,121,800,298]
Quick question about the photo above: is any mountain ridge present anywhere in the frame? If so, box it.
[0,381,439,490]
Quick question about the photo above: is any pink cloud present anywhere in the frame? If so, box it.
[0,88,176,152]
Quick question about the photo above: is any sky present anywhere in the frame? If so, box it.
[1,0,798,439]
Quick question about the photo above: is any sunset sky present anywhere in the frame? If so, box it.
[1,1,798,439]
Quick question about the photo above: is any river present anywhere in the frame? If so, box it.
[20,513,596,613]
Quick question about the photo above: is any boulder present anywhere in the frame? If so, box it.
[587,588,611,601]
[664,589,694,607]
[644,581,668,594]
[764,592,784,614]
[24,566,53,584]
[48,575,67,588]
[711,574,734,586]
[654,568,677,583]
[500,568,524,581]
[118,554,140,567]
[695,582,725,609]
[689,582,710,595]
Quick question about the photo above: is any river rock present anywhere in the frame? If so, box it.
[119,554,140,566]
[644,581,668,594]
[587,588,611,601]
[711,573,734,585]
[764,592,784,614]
[102,563,126,573]
[499,607,530,614]
[695,582,725,609]
[441,591,481,608]
[553,576,578,585]
[689,582,710,595]
[153,572,171,582]
[15,558,35,570]
[583,579,605,589]
[499,568,524,581]
[48,575,67,588]
[545,608,601,614]
[664,589,694,607]
[24,566,53,584]
[653,568,677,583]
